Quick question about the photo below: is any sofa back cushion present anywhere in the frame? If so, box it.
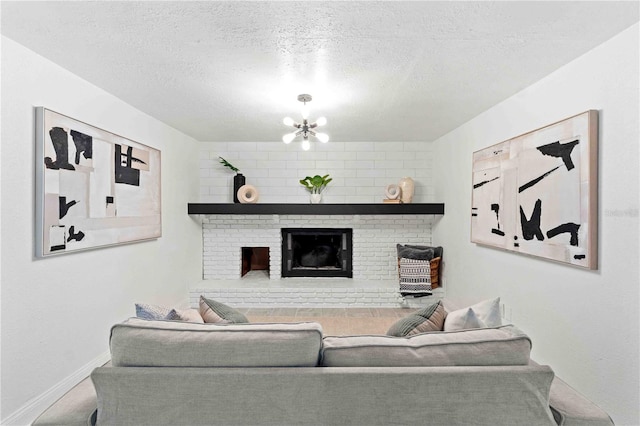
[320,325,531,367]
[110,318,323,367]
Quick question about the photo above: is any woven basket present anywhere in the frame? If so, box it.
[397,256,441,289]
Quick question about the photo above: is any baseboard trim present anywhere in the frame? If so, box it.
[1,351,110,426]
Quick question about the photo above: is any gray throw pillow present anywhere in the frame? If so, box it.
[406,244,443,259]
[396,244,443,260]
[199,296,249,324]
[387,301,447,336]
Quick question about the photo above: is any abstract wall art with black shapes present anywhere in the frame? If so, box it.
[35,107,161,257]
[471,110,598,269]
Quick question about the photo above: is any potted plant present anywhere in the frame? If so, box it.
[219,157,244,203]
[299,174,332,203]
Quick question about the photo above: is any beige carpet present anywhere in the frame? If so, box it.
[244,307,412,336]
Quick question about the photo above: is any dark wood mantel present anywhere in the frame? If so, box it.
[187,203,444,215]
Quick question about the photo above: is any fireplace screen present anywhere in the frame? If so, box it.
[281,228,353,278]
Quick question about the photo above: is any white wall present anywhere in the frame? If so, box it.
[0,37,202,424]
[432,24,639,425]
[199,141,434,204]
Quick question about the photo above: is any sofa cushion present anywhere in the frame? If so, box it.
[396,244,443,260]
[110,318,323,367]
[135,303,174,320]
[467,297,502,327]
[320,325,531,367]
[444,297,502,331]
[386,301,447,336]
[198,295,248,324]
[398,258,432,294]
[443,307,487,331]
[168,308,204,323]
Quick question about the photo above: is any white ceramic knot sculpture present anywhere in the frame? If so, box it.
[385,184,401,200]
[237,185,259,203]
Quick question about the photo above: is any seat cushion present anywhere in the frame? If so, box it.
[110,318,323,367]
[321,325,531,367]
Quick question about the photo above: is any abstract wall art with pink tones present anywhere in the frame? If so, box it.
[35,107,161,257]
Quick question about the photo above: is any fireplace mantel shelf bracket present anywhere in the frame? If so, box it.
[187,203,444,215]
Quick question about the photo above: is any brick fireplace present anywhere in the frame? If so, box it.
[192,213,443,308]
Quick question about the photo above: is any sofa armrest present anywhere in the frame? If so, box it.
[549,377,614,426]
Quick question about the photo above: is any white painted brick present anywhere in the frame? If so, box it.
[299,151,327,161]
[256,142,287,152]
[376,159,405,170]
[403,142,433,152]
[373,142,402,152]
[268,168,299,178]
[267,151,298,161]
[345,142,375,152]
[315,159,344,169]
[327,151,355,161]
[345,160,374,170]
[403,160,426,169]
[356,151,386,161]
[201,214,433,288]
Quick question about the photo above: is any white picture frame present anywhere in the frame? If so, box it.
[35,107,162,257]
[471,110,598,269]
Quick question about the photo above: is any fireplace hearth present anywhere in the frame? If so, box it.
[281,228,352,278]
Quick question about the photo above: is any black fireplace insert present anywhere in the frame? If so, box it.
[281,228,353,278]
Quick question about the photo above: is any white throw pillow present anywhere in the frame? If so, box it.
[170,308,205,323]
[443,307,487,331]
[443,297,502,331]
[469,297,502,327]
[135,303,174,320]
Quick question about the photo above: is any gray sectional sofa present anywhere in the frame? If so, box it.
[89,317,614,426]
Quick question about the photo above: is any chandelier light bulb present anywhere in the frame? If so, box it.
[283,116,295,127]
[282,132,296,144]
[301,139,311,151]
[315,117,327,127]
[316,132,329,143]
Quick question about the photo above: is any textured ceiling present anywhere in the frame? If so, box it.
[1,1,638,142]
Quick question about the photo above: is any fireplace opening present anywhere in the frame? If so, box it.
[241,247,269,277]
[281,228,352,278]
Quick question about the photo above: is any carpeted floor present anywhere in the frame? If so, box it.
[242,307,411,335]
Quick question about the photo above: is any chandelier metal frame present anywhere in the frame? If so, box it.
[282,94,328,150]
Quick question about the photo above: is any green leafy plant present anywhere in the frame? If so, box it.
[299,174,332,194]
[218,156,240,173]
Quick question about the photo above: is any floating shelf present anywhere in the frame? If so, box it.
[187,203,444,215]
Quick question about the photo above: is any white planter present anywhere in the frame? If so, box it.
[310,193,322,204]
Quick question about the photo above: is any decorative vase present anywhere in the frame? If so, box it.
[310,193,322,204]
[233,173,245,203]
[398,177,414,203]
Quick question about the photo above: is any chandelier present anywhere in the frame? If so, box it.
[282,94,329,150]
